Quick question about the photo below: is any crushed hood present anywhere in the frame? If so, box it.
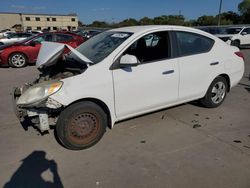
[36,41,93,69]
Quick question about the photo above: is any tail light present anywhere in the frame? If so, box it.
[235,51,245,61]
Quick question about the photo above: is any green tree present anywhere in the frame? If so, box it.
[220,11,241,24]
[117,18,138,27]
[196,15,217,26]
[89,21,110,28]
[153,15,169,25]
[167,15,185,25]
[238,0,250,23]
[139,17,154,25]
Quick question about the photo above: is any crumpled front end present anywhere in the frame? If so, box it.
[13,84,63,132]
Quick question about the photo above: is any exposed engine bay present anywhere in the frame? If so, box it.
[13,42,90,133]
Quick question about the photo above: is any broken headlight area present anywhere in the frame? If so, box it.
[16,81,63,106]
[13,86,63,133]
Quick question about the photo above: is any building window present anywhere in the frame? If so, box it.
[25,17,30,21]
[37,27,41,30]
[35,17,40,21]
[47,17,50,21]
[71,18,76,22]
[26,27,32,30]
[72,27,76,30]
[53,27,58,30]
[52,18,56,21]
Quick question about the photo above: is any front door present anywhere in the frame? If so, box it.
[113,31,179,119]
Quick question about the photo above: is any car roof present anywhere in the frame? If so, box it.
[110,25,215,39]
[112,25,208,34]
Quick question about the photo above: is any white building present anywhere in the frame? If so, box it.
[0,12,79,31]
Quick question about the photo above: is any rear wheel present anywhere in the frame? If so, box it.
[201,76,228,108]
[8,53,27,68]
[56,101,107,150]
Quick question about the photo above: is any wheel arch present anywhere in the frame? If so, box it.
[218,73,230,92]
[8,51,29,65]
[65,98,113,129]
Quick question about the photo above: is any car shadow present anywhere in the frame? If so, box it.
[238,83,250,93]
[3,151,64,188]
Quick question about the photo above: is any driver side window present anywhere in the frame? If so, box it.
[33,34,53,43]
[124,31,170,64]
[242,28,250,34]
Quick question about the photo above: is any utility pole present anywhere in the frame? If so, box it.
[218,0,223,25]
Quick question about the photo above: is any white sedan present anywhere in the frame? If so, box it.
[14,25,245,150]
[0,32,33,45]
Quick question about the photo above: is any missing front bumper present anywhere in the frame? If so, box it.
[12,87,61,132]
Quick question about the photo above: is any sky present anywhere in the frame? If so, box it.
[0,0,243,24]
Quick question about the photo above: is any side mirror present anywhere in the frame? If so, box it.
[120,54,139,67]
[241,32,248,36]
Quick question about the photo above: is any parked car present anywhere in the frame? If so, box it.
[27,30,43,35]
[13,25,244,150]
[216,26,250,47]
[76,29,103,39]
[0,30,15,38]
[0,32,85,67]
[0,32,33,45]
[196,26,226,35]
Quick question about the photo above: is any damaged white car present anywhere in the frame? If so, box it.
[13,26,245,150]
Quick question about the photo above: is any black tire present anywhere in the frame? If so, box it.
[8,53,27,68]
[0,42,4,45]
[201,76,228,108]
[56,101,107,150]
[231,40,240,48]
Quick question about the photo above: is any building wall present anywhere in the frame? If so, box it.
[0,13,78,31]
[0,13,21,30]
[21,14,78,31]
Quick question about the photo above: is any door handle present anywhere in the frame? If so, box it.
[162,70,174,75]
[210,62,219,66]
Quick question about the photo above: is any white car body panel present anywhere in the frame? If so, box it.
[0,37,27,45]
[47,25,244,127]
[113,58,179,120]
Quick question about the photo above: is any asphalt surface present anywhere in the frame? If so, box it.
[0,50,250,188]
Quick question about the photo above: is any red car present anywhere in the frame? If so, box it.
[0,32,85,68]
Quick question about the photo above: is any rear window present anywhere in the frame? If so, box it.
[56,34,73,42]
[176,31,214,57]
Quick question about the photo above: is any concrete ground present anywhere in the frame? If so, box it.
[0,50,249,188]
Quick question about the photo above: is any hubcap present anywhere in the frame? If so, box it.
[11,54,25,67]
[67,112,100,145]
[211,81,226,104]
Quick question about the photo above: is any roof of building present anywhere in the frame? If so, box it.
[0,12,77,17]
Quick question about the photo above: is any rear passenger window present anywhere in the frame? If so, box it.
[56,34,73,42]
[176,31,214,56]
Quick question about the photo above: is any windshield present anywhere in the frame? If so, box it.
[225,28,243,34]
[71,31,133,64]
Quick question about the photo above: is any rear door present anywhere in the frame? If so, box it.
[174,31,218,101]
[113,31,179,119]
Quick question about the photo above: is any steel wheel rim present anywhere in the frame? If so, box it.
[67,112,101,145]
[211,81,226,104]
[11,54,25,67]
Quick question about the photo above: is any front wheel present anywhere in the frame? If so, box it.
[56,101,107,150]
[201,76,228,108]
[8,53,27,68]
